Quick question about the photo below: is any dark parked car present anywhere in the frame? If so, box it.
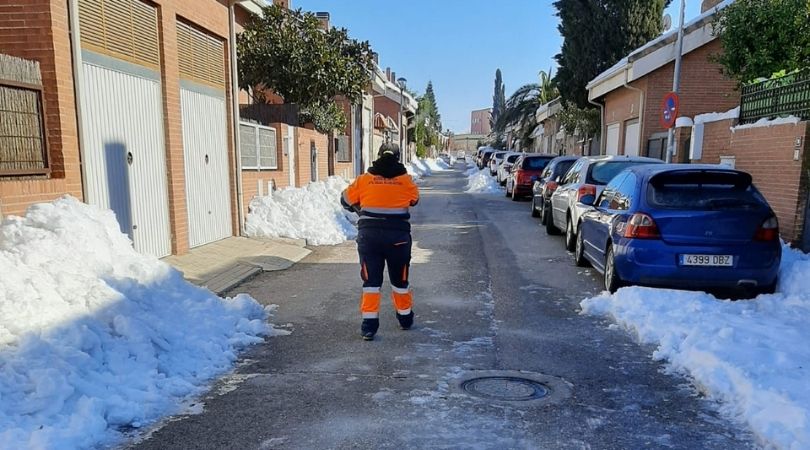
[479,149,496,169]
[505,154,555,201]
[548,155,664,252]
[576,165,781,296]
[531,156,577,222]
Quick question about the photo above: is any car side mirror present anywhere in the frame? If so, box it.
[579,194,596,206]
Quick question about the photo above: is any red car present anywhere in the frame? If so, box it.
[505,154,555,201]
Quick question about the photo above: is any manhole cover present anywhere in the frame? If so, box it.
[454,370,571,406]
[462,376,548,401]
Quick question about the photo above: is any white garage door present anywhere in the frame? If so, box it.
[624,120,640,157]
[177,21,233,248]
[78,0,172,257]
[606,123,620,156]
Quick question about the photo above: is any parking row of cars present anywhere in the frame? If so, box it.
[473,147,782,298]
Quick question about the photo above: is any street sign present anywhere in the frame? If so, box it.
[660,92,680,129]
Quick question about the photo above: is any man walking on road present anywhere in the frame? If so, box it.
[341,144,420,341]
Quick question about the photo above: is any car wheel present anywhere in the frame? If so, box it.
[540,201,549,225]
[574,229,588,267]
[604,246,624,293]
[531,198,541,217]
[565,217,576,251]
[545,211,561,235]
[511,187,520,201]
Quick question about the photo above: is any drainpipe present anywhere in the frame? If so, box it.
[622,67,645,155]
[229,2,245,235]
[67,0,89,201]
[588,97,605,155]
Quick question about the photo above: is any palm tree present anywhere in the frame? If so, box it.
[495,69,558,149]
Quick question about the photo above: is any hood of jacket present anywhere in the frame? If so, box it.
[368,156,408,179]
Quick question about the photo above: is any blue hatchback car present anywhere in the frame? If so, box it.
[576,165,781,297]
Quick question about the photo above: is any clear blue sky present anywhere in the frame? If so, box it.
[293,0,701,133]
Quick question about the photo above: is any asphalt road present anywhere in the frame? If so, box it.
[127,164,756,450]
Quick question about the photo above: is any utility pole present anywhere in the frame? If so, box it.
[665,0,686,163]
[397,77,407,163]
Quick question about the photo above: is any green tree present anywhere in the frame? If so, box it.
[414,81,444,156]
[491,69,506,125]
[713,0,810,84]
[553,0,670,108]
[237,5,374,133]
[494,70,558,149]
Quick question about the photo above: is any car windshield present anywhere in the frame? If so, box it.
[522,157,552,170]
[506,154,520,163]
[588,161,655,185]
[553,160,575,177]
[648,171,765,210]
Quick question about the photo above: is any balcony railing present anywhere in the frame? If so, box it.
[739,69,810,124]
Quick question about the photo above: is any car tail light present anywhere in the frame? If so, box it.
[546,181,558,192]
[576,184,596,202]
[624,213,660,239]
[754,216,779,241]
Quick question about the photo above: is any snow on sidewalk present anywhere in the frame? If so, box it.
[0,197,281,449]
[245,176,358,246]
[465,168,502,194]
[581,244,810,449]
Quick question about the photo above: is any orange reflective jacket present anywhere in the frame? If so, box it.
[343,173,419,211]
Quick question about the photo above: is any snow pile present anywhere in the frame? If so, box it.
[581,244,810,449]
[732,116,802,132]
[694,107,740,125]
[465,168,502,194]
[246,176,357,246]
[424,158,450,172]
[0,197,275,449]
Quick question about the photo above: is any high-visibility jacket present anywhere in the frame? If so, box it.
[342,157,419,231]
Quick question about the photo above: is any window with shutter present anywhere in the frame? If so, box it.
[258,128,278,169]
[239,124,258,168]
[240,122,278,170]
[78,0,160,70]
[337,135,350,162]
[176,20,225,88]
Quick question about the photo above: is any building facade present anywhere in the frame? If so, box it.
[471,108,492,135]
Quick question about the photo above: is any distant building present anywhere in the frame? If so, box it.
[471,108,492,135]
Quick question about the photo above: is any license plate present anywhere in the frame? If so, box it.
[680,254,734,267]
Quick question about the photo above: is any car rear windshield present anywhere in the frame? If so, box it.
[494,152,507,159]
[506,154,520,163]
[588,161,654,185]
[522,157,552,170]
[647,171,766,210]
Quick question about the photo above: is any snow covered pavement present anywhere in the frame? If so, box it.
[0,197,281,449]
[245,177,358,246]
[582,244,810,449]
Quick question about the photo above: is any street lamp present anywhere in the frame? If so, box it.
[397,77,407,163]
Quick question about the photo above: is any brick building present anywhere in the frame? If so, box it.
[587,0,737,159]
[471,108,492,135]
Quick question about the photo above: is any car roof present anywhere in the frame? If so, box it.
[627,163,746,176]
[579,155,664,164]
[521,153,555,158]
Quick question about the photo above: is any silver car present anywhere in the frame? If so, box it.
[547,155,664,251]
[488,151,508,176]
[497,152,523,185]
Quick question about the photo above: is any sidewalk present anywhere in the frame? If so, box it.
[163,237,312,295]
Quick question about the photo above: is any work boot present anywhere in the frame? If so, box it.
[361,318,379,341]
[396,311,414,330]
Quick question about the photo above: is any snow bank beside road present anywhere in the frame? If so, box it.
[424,158,450,172]
[246,176,357,246]
[465,168,502,194]
[581,245,810,449]
[0,197,276,449]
